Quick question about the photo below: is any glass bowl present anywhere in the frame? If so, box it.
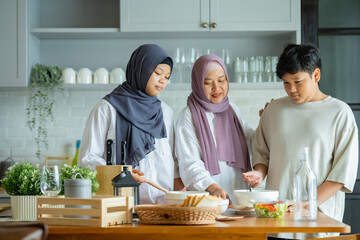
[252,200,289,218]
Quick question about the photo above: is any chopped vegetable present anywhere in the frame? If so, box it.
[253,201,288,218]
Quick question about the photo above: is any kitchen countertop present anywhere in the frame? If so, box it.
[44,211,350,240]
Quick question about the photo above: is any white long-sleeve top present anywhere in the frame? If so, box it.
[79,99,178,204]
[253,96,358,239]
[175,102,255,203]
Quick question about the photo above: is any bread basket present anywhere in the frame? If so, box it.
[134,204,222,225]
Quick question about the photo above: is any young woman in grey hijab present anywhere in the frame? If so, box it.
[79,44,183,204]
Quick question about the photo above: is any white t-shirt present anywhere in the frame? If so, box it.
[79,99,178,204]
[175,102,255,203]
[253,96,358,239]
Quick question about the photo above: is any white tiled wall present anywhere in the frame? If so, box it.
[0,85,286,165]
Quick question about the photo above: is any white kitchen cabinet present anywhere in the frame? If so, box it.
[21,0,300,89]
[121,0,300,37]
[0,0,27,87]
[120,0,210,32]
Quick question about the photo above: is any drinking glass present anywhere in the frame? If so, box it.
[172,47,186,83]
[184,48,200,83]
[264,56,272,82]
[249,56,257,82]
[271,56,279,82]
[233,57,249,83]
[40,165,61,196]
[256,56,264,83]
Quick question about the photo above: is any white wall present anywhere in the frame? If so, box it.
[0,85,286,165]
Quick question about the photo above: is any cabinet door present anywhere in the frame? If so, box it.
[0,0,27,87]
[210,0,300,31]
[120,0,210,32]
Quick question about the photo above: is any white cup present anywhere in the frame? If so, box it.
[62,68,76,84]
[77,68,92,84]
[94,68,109,84]
[110,68,126,84]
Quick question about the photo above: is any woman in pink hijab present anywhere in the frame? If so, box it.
[175,54,255,203]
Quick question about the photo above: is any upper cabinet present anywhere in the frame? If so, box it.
[0,0,27,87]
[0,0,300,88]
[120,0,210,32]
[120,0,300,34]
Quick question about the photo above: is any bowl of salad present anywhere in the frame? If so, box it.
[253,201,289,218]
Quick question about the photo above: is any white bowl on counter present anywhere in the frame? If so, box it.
[233,189,279,208]
[218,198,229,214]
[165,191,209,205]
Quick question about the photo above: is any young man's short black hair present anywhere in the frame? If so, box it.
[276,44,322,79]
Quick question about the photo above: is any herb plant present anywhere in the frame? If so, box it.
[1,162,42,196]
[26,64,63,160]
[60,165,99,195]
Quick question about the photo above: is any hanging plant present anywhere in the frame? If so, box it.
[26,64,63,160]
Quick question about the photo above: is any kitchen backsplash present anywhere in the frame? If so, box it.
[0,86,286,164]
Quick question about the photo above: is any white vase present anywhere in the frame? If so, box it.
[10,195,38,221]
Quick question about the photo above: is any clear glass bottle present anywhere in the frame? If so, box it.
[293,147,317,221]
[71,140,81,166]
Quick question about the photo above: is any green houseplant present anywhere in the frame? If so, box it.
[1,162,42,196]
[1,162,42,220]
[26,64,63,160]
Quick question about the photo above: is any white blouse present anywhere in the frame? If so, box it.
[175,102,255,203]
[79,99,178,204]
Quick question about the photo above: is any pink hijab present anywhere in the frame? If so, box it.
[187,54,250,175]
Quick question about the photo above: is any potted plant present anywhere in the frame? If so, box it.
[0,162,42,220]
[26,64,63,160]
[60,165,100,195]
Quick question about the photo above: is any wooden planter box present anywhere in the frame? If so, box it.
[37,196,133,227]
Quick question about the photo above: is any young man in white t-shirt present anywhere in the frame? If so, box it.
[243,44,358,239]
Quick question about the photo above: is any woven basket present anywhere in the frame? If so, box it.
[134,204,222,225]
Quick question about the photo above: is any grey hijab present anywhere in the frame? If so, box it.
[104,44,173,167]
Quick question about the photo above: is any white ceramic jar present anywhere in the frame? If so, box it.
[94,68,109,84]
[77,68,92,84]
[62,68,76,84]
[110,68,126,84]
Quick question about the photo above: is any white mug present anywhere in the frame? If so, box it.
[110,68,126,84]
[94,68,109,84]
[62,68,76,84]
[77,68,92,84]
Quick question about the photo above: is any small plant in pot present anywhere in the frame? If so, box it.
[0,162,42,220]
[26,64,63,160]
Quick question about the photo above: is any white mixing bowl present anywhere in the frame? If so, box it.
[233,189,279,207]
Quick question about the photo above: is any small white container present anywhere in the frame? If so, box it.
[77,68,92,84]
[233,189,279,207]
[218,198,229,214]
[94,68,109,84]
[110,68,126,84]
[62,68,76,84]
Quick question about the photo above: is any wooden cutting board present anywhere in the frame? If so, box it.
[0,203,11,213]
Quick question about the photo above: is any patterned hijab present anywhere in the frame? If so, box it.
[187,54,250,175]
[104,44,173,167]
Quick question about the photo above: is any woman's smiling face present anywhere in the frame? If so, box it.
[203,69,228,104]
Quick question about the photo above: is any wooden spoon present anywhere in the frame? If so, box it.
[145,179,169,193]
[132,172,169,193]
